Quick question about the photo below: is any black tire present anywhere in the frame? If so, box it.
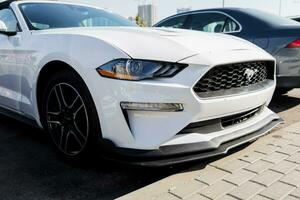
[41,69,101,160]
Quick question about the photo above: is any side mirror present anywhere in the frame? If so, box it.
[0,20,17,36]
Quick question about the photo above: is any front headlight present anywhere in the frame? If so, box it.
[96,59,187,81]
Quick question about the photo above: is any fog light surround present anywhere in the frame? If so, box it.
[120,102,184,112]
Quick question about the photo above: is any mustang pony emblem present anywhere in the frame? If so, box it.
[244,68,258,81]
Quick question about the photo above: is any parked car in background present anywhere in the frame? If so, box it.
[155,8,300,94]
[0,0,281,166]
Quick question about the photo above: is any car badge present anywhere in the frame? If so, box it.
[244,68,258,81]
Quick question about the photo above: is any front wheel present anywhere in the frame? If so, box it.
[41,70,101,159]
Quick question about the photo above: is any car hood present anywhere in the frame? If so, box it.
[37,27,262,62]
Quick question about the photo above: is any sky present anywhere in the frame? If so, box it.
[62,0,300,23]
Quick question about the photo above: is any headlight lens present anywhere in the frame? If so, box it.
[97,59,187,81]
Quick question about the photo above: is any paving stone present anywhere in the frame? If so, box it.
[243,160,273,174]
[280,170,300,187]
[157,193,180,200]
[291,139,300,147]
[217,195,238,200]
[259,182,295,200]
[262,152,289,164]
[250,195,271,200]
[270,160,298,174]
[185,194,210,200]
[290,187,300,198]
[119,123,300,200]
[199,181,235,200]
[169,180,207,199]
[195,166,229,186]
[209,155,241,168]
[210,159,249,173]
[250,170,283,187]
[283,122,300,134]
[228,181,265,200]
[266,136,292,147]
[254,144,280,155]
[281,132,300,142]
[286,152,300,164]
[276,144,300,156]
[239,151,265,164]
[284,195,299,200]
[223,169,256,186]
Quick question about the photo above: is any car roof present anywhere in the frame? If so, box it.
[166,7,245,18]
[155,7,251,26]
[157,7,299,29]
[155,7,257,28]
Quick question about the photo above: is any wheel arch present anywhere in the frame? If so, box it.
[36,60,85,128]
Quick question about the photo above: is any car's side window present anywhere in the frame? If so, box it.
[0,8,18,32]
[187,13,239,33]
[188,13,227,33]
[156,15,188,29]
[224,18,240,32]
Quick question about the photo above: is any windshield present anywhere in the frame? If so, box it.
[19,3,136,30]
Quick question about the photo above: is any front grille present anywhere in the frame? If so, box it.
[221,107,261,128]
[178,106,262,134]
[194,61,274,97]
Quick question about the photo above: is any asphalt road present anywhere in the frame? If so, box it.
[0,89,299,200]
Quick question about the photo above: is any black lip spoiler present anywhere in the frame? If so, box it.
[100,118,283,167]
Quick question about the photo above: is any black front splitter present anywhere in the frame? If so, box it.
[100,118,282,167]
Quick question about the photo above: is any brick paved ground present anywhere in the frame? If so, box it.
[119,122,300,200]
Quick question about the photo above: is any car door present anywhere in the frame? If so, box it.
[0,8,21,111]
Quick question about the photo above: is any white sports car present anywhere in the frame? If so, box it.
[0,0,281,166]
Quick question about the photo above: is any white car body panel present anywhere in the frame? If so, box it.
[33,27,265,63]
[0,34,22,110]
[0,0,280,164]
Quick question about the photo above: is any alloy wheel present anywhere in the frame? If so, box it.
[46,83,89,156]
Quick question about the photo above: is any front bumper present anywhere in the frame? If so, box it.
[84,49,277,164]
[101,116,282,167]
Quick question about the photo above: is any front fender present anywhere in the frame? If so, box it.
[22,33,130,126]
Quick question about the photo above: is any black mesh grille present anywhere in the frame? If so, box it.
[221,107,261,128]
[194,61,273,94]
[178,106,262,134]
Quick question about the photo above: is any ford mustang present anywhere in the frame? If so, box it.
[155,8,300,95]
[0,0,281,166]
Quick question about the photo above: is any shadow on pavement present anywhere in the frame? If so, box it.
[0,115,190,200]
[270,91,300,113]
